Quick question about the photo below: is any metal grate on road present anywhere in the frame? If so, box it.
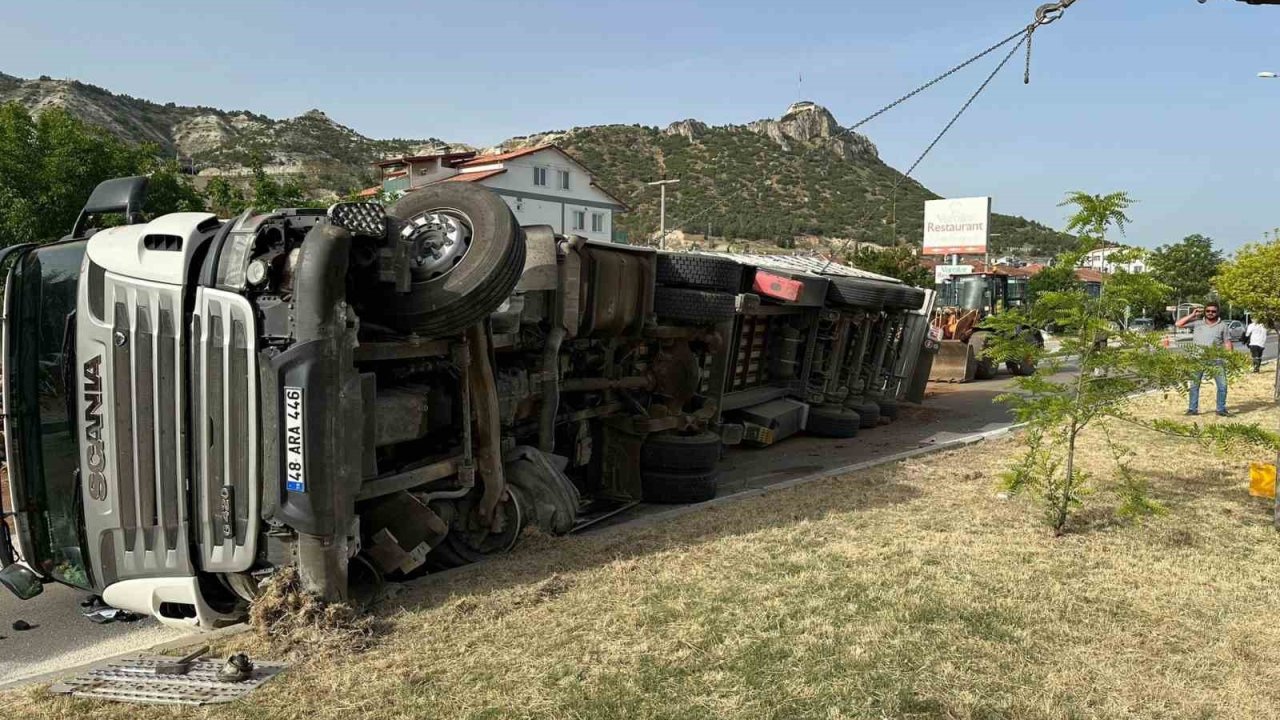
[49,655,287,706]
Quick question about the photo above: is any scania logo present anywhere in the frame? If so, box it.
[82,355,108,502]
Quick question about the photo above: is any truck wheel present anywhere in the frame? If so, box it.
[805,405,861,438]
[640,469,719,504]
[656,254,744,292]
[371,184,526,336]
[640,430,722,474]
[970,332,998,380]
[654,287,737,324]
[846,399,881,428]
[826,277,891,309]
[872,397,899,420]
[885,285,927,311]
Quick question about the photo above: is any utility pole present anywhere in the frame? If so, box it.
[647,179,680,249]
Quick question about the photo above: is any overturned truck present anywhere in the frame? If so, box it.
[0,177,930,627]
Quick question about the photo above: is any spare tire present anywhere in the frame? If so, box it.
[656,254,744,292]
[826,277,891,310]
[654,287,737,324]
[367,184,525,337]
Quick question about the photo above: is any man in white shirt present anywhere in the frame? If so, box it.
[1245,319,1270,373]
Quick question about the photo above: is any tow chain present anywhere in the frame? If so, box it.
[822,0,1082,271]
[850,0,1081,132]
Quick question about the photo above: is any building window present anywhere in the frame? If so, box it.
[572,210,586,231]
[558,169,570,190]
[591,212,604,233]
[533,166,548,186]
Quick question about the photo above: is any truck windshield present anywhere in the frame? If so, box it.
[4,241,91,589]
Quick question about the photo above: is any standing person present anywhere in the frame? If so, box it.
[1245,318,1269,373]
[1175,303,1233,416]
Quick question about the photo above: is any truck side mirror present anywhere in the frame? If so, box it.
[71,175,150,239]
[0,563,44,600]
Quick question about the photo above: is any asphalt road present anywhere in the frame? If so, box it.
[1,337,1274,686]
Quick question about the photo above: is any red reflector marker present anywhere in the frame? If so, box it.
[753,270,803,302]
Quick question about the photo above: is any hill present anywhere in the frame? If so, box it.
[0,74,1072,255]
[506,102,1071,255]
[0,73,461,192]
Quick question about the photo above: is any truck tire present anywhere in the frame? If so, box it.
[826,277,890,309]
[656,254,744,292]
[640,430,722,474]
[641,469,719,504]
[970,332,998,380]
[872,396,899,420]
[654,287,737,324]
[805,405,861,438]
[846,399,881,429]
[1006,329,1043,377]
[885,285,927,311]
[371,184,526,336]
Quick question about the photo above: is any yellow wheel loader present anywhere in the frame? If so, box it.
[929,272,1041,383]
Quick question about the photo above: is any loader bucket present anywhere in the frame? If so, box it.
[929,339,976,383]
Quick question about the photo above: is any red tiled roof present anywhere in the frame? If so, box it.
[432,169,507,184]
[357,185,381,197]
[1075,268,1111,283]
[455,145,552,168]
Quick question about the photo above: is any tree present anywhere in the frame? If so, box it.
[985,192,1270,534]
[1148,234,1223,304]
[1058,190,1135,247]
[248,158,307,211]
[1215,240,1280,527]
[844,245,931,288]
[204,176,245,217]
[0,103,201,245]
[1026,263,1078,304]
[202,157,309,218]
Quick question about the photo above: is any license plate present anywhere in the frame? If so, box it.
[284,386,306,492]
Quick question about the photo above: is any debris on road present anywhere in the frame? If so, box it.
[148,646,209,676]
[11,620,33,632]
[84,607,144,625]
[216,653,254,683]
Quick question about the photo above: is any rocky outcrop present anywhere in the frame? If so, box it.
[747,101,878,161]
[663,118,708,141]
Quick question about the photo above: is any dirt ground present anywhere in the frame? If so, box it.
[4,373,1279,720]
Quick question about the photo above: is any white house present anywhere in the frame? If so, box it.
[366,145,627,243]
[1077,246,1147,274]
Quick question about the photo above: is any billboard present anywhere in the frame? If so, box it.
[922,197,991,256]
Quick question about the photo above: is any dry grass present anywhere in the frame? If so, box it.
[247,565,381,659]
[5,374,1279,719]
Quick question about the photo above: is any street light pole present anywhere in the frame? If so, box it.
[647,179,680,249]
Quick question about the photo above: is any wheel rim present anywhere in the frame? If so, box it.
[446,488,525,563]
[401,207,474,280]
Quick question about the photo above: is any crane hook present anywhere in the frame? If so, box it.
[1034,0,1078,26]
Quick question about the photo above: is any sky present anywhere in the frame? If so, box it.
[3,0,1280,252]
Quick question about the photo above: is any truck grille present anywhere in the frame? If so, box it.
[90,273,195,583]
[191,289,260,573]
